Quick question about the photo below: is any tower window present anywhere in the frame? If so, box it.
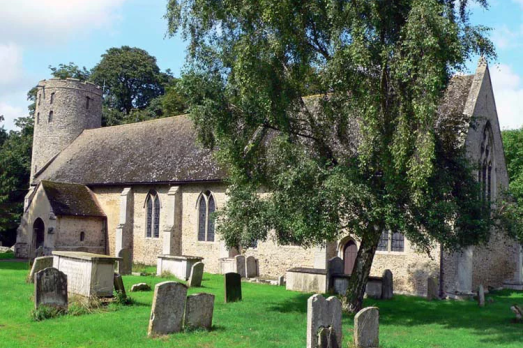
[80,232,85,242]
[86,97,90,110]
[38,93,41,105]
[36,112,40,124]
[48,111,53,123]
[50,92,55,104]
[197,191,216,242]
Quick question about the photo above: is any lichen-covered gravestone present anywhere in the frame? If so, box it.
[306,294,342,348]
[224,273,242,303]
[29,256,53,283]
[118,249,132,275]
[148,281,187,337]
[427,277,439,300]
[478,284,485,307]
[235,255,246,278]
[381,270,393,300]
[34,267,68,311]
[114,273,126,298]
[130,283,151,292]
[185,293,215,330]
[245,256,257,278]
[354,307,379,348]
[188,262,204,287]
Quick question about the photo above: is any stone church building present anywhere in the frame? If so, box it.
[15,60,521,296]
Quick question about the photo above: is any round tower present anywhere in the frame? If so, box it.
[30,78,103,183]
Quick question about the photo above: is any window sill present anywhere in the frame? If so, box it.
[376,250,406,255]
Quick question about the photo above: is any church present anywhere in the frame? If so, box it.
[15,60,521,297]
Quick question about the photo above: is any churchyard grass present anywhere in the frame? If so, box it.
[1,257,523,348]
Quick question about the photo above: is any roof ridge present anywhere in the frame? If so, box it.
[83,114,189,134]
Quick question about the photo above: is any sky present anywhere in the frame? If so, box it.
[0,0,521,131]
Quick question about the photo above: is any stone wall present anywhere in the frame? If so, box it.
[55,216,105,254]
[91,187,121,257]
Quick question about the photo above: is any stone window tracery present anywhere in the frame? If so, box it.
[198,191,216,242]
[145,191,160,238]
[479,122,495,203]
[377,230,405,252]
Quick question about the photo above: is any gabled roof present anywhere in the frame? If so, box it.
[41,181,105,217]
[35,115,226,186]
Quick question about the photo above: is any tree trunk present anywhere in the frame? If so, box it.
[342,228,381,313]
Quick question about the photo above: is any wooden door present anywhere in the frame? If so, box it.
[343,241,358,275]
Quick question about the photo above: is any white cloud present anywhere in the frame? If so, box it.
[491,25,523,50]
[0,0,126,46]
[0,101,26,131]
[0,43,24,87]
[490,64,523,130]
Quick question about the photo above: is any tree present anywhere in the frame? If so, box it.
[167,0,502,312]
[90,46,171,122]
[49,62,90,81]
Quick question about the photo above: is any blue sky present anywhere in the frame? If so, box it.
[0,0,521,130]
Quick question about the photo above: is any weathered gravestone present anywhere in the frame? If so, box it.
[511,305,523,320]
[114,273,126,298]
[354,307,379,348]
[478,284,485,307]
[365,277,382,299]
[381,270,393,300]
[148,281,187,337]
[245,256,257,278]
[185,293,215,330]
[131,283,151,292]
[224,272,242,303]
[118,249,132,275]
[307,294,342,348]
[278,275,285,286]
[235,255,246,278]
[328,257,344,275]
[427,277,439,300]
[34,267,68,311]
[29,256,53,283]
[188,262,204,287]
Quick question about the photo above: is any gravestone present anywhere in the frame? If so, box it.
[185,293,215,330]
[365,278,382,299]
[235,255,246,278]
[278,275,285,286]
[29,256,53,283]
[511,305,523,320]
[354,307,379,348]
[35,246,44,257]
[188,262,204,287]
[224,272,242,303]
[427,277,439,300]
[381,270,393,300]
[328,257,344,275]
[245,256,257,278]
[478,284,485,307]
[118,249,132,275]
[114,273,126,298]
[131,283,151,292]
[34,267,68,311]
[148,281,187,337]
[307,294,342,348]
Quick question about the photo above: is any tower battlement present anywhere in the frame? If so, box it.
[30,78,103,183]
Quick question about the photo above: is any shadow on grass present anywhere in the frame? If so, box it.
[267,293,311,314]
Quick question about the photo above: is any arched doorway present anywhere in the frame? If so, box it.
[343,240,358,275]
[33,218,45,250]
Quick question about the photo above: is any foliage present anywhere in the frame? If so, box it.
[30,305,66,322]
[49,62,91,81]
[90,46,172,119]
[167,0,497,310]
[2,261,523,347]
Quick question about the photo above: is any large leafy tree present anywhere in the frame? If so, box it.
[167,0,501,311]
[90,46,172,123]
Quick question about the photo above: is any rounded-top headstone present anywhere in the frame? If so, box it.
[148,281,188,337]
[354,307,379,348]
[381,269,393,299]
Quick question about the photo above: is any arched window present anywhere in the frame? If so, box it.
[50,92,55,104]
[36,112,40,124]
[198,191,216,242]
[479,122,494,203]
[33,218,45,250]
[48,111,53,123]
[80,231,85,242]
[145,191,160,238]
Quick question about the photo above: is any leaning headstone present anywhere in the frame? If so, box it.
[427,277,439,300]
[328,257,344,275]
[185,293,215,330]
[478,284,485,307]
[148,281,187,337]
[130,283,151,292]
[235,255,246,278]
[29,256,53,283]
[245,256,257,278]
[224,272,242,303]
[34,267,68,311]
[354,307,379,348]
[306,294,342,348]
[114,273,126,298]
[118,249,132,275]
[188,262,204,287]
[381,270,393,300]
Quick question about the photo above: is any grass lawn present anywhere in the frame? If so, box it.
[1,253,523,348]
